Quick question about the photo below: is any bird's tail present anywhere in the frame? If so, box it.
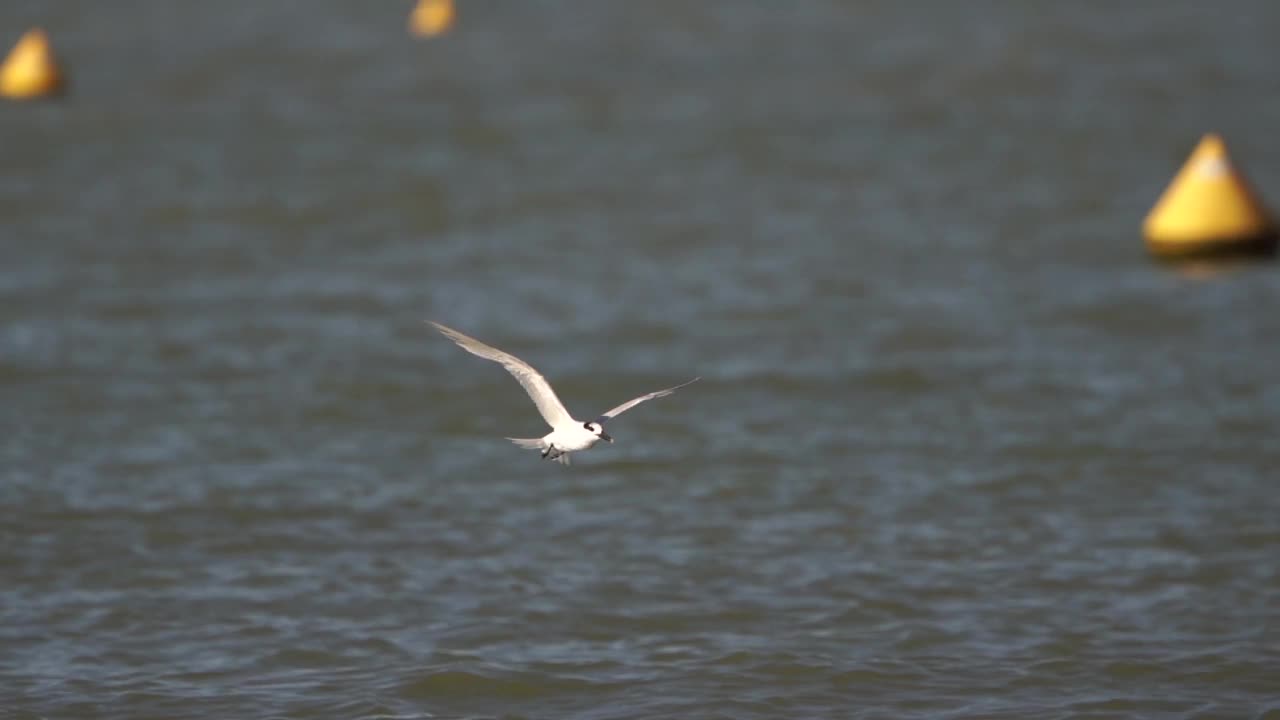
[506,437,571,465]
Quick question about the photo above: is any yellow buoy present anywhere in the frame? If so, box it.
[1143,133,1278,260]
[0,28,65,100]
[409,0,456,38]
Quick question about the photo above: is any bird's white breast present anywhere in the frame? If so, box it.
[546,426,601,452]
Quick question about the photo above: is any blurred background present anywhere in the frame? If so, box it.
[2,2,1279,718]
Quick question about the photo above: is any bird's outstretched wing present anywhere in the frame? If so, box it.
[429,321,574,430]
[594,377,700,424]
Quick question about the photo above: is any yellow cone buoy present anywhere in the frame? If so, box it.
[1143,133,1278,260]
[0,28,65,100]
[409,0,456,38]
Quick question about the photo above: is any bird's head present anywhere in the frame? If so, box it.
[584,421,613,443]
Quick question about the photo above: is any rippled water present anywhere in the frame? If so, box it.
[3,2,1280,718]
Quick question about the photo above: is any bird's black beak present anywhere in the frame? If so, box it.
[601,431,614,443]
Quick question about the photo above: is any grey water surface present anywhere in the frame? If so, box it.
[3,2,1280,718]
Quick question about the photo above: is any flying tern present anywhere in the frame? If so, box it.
[429,321,698,464]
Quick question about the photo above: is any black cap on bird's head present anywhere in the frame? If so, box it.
[584,421,613,443]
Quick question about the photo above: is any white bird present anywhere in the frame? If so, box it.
[429,321,698,465]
